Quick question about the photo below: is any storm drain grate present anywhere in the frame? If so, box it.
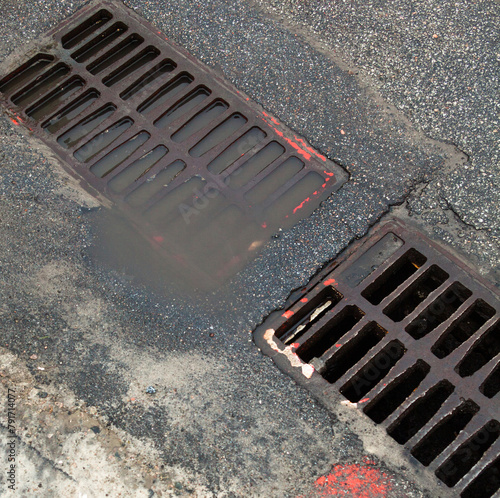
[0,1,347,286]
[254,219,499,497]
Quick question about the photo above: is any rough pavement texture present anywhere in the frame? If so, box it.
[0,0,498,496]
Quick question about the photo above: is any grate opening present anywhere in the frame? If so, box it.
[11,63,70,108]
[387,380,455,444]
[87,33,144,75]
[411,400,479,466]
[245,156,304,204]
[103,46,160,87]
[227,141,285,189]
[384,264,449,322]
[296,305,364,364]
[363,360,431,424]
[361,248,427,306]
[42,89,100,135]
[457,322,500,378]
[436,420,500,488]
[73,117,134,163]
[0,54,54,97]
[108,145,169,193]
[340,340,406,402]
[26,76,84,121]
[61,9,113,50]
[207,127,267,174]
[480,365,500,398]
[72,22,128,63]
[460,455,500,498]
[190,113,247,157]
[322,322,386,384]
[90,131,151,178]
[126,159,186,208]
[406,281,473,339]
[120,59,177,101]
[275,287,343,344]
[171,100,228,143]
[432,301,496,359]
[57,103,117,148]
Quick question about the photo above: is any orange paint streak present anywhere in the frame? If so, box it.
[293,197,311,214]
[323,170,334,177]
[261,118,312,161]
[300,297,308,303]
[294,136,327,162]
[335,344,342,348]
[323,278,336,286]
[359,398,370,404]
[152,235,164,243]
[10,118,19,126]
[282,310,295,319]
[290,342,300,349]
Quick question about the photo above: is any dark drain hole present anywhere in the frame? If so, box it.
[436,420,500,488]
[384,265,449,322]
[387,380,455,444]
[457,321,500,377]
[361,248,427,306]
[72,22,128,63]
[120,59,177,101]
[411,400,479,466]
[323,322,386,384]
[340,340,406,402]
[275,287,343,344]
[480,364,500,398]
[61,9,113,50]
[0,54,54,98]
[363,360,430,424]
[406,281,472,339]
[461,455,500,498]
[296,305,364,364]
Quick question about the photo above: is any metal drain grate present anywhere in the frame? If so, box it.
[254,219,499,497]
[0,1,347,286]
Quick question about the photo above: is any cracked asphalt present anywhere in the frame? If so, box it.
[0,0,498,496]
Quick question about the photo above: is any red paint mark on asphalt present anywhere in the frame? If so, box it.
[300,297,309,303]
[283,310,295,319]
[261,116,312,161]
[152,235,164,243]
[323,278,337,286]
[294,136,327,162]
[300,463,391,497]
[10,118,19,126]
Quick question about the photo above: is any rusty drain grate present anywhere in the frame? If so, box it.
[254,218,499,497]
[0,1,347,286]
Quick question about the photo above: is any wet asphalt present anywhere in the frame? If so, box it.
[0,0,498,496]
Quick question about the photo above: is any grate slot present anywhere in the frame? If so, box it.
[72,22,128,63]
[456,321,500,378]
[340,340,406,402]
[43,90,100,135]
[387,380,455,444]
[362,248,427,306]
[245,156,304,204]
[126,159,186,208]
[108,145,169,193]
[103,46,160,87]
[266,171,326,226]
[171,100,228,143]
[207,127,267,175]
[189,113,248,157]
[90,131,151,178]
[432,301,496,359]
[120,59,177,101]
[383,265,449,322]
[275,287,344,344]
[61,10,113,49]
[57,103,117,148]
[0,54,54,97]
[296,306,364,363]
[411,400,479,466]
[323,322,386,384]
[11,63,70,108]
[363,360,431,424]
[74,118,134,163]
[436,420,500,487]
[26,76,84,121]
[154,86,210,129]
[460,454,500,498]
[227,141,285,189]
[405,282,473,339]
[480,364,500,398]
